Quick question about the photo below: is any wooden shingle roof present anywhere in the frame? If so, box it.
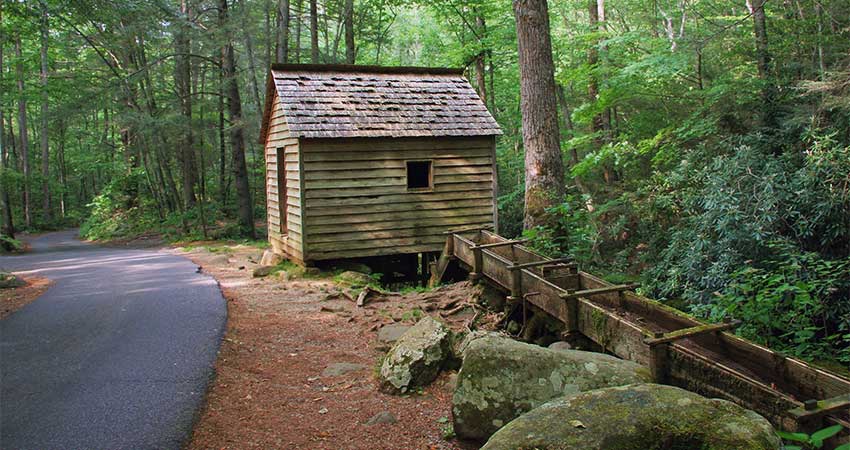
[261,64,501,141]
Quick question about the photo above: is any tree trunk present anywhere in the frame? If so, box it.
[294,0,302,62]
[309,0,318,62]
[220,0,256,238]
[588,0,615,183]
[747,0,776,128]
[176,0,197,209]
[15,37,31,229]
[513,0,565,230]
[242,10,263,112]
[277,0,290,62]
[344,0,355,63]
[218,61,228,208]
[40,1,51,223]
[475,15,488,107]
[0,41,14,237]
[57,120,67,218]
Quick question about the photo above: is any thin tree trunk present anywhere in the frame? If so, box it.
[294,0,302,62]
[588,0,614,183]
[513,0,565,229]
[57,120,66,218]
[40,1,51,223]
[310,0,318,62]
[220,0,256,238]
[277,0,290,63]
[176,0,197,209]
[218,60,228,208]
[344,0,355,63]
[747,0,776,128]
[15,37,31,228]
[0,41,14,237]
[243,12,263,112]
[475,15,488,107]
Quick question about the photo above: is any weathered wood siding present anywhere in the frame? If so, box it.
[265,93,304,263]
[300,136,497,261]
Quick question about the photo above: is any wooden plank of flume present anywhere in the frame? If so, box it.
[434,229,850,438]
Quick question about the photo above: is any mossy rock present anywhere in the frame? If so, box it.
[452,334,652,441]
[482,383,781,450]
[379,316,451,394]
[336,270,373,287]
[0,272,25,289]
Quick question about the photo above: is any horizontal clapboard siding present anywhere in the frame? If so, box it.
[300,136,496,261]
[265,93,304,263]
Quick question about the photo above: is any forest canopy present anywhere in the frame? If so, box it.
[1,0,848,366]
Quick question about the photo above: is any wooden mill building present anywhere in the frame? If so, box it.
[259,64,501,266]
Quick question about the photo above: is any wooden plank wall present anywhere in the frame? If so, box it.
[300,136,497,261]
[265,93,304,263]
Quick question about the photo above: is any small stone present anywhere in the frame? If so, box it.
[445,372,459,392]
[318,407,328,415]
[322,362,367,377]
[365,411,398,426]
[252,266,276,278]
[260,249,284,266]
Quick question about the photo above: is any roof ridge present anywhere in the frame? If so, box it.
[270,63,464,76]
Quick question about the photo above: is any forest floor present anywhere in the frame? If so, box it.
[0,275,53,320]
[178,243,491,449]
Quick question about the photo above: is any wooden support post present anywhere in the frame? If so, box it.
[564,296,578,333]
[559,283,640,300]
[787,394,850,431]
[648,331,669,384]
[507,265,522,302]
[470,245,483,282]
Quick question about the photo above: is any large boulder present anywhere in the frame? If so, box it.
[482,383,781,450]
[379,316,451,394]
[452,334,652,441]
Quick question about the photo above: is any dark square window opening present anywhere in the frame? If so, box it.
[406,160,433,190]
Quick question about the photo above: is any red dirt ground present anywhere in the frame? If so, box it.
[182,244,488,449]
[0,276,53,320]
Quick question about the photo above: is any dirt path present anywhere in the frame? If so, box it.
[0,276,52,320]
[183,244,483,449]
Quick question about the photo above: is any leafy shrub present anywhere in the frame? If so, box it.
[694,242,850,364]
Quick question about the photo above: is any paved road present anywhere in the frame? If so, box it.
[0,230,226,449]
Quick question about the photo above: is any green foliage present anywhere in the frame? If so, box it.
[0,235,24,253]
[778,424,848,450]
[79,171,158,241]
[696,242,850,363]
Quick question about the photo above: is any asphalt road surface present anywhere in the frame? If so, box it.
[0,230,226,449]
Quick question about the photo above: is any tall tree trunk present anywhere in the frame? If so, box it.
[294,0,302,62]
[475,15,488,107]
[344,0,355,63]
[57,120,67,218]
[588,0,614,183]
[220,0,256,238]
[176,0,197,209]
[747,0,776,128]
[242,10,263,112]
[513,0,565,230]
[277,0,290,62]
[0,41,14,237]
[309,0,318,62]
[15,37,31,229]
[40,1,51,223]
[218,61,228,207]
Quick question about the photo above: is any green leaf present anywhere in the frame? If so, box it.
[782,446,802,450]
[833,443,850,450]
[811,425,844,442]
[777,431,811,443]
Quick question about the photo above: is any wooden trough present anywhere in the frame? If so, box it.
[431,228,850,436]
